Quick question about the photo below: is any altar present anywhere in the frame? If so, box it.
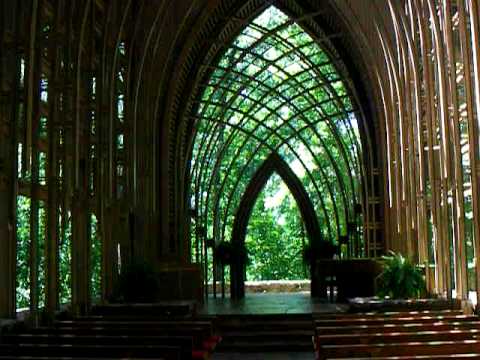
[313,259,382,302]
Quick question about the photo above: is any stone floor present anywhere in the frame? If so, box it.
[212,352,314,359]
[201,293,343,358]
[199,292,347,315]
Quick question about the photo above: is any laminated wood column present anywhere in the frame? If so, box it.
[467,0,480,302]
[27,0,42,315]
[71,190,90,314]
[99,0,123,300]
[70,1,91,314]
[45,0,64,313]
[102,203,117,301]
[442,0,468,300]
[0,0,19,319]
[417,0,444,295]
[427,0,453,298]
[458,0,480,304]
[401,0,429,266]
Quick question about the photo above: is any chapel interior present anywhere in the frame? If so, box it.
[2,0,480,358]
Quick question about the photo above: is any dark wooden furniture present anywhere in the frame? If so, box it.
[0,303,221,360]
[313,258,382,301]
[314,309,480,359]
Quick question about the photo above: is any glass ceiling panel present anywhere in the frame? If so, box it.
[252,6,289,29]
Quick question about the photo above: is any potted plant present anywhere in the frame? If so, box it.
[349,252,465,312]
[376,251,426,299]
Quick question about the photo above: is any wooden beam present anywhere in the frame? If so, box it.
[0,0,20,319]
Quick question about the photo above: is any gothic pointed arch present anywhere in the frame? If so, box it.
[231,152,321,249]
[229,153,322,298]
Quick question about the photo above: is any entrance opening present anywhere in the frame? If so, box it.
[245,172,309,294]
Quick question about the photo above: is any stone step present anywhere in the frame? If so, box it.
[221,329,313,338]
[217,314,313,331]
[218,321,313,331]
[216,313,313,321]
[217,339,314,352]
[215,313,315,353]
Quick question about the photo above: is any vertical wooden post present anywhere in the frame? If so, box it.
[69,1,91,315]
[27,0,42,315]
[71,190,90,314]
[458,0,480,305]
[0,0,19,319]
[442,0,468,300]
[45,0,64,313]
[467,0,480,305]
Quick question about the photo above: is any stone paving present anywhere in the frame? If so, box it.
[199,292,347,315]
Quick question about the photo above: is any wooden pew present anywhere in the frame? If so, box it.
[2,334,194,359]
[89,302,195,318]
[315,328,480,345]
[0,358,156,360]
[314,309,480,359]
[345,355,480,359]
[54,319,218,346]
[0,343,182,359]
[0,299,222,359]
[54,319,214,333]
[313,309,464,319]
[316,340,480,359]
[30,324,209,340]
[1,318,219,359]
[42,327,217,354]
[314,314,476,327]
[315,321,480,336]
[53,320,218,350]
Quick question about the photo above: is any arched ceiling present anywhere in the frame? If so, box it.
[189,5,368,251]
[82,0,386,255]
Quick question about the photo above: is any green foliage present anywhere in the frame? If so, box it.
[112,260,159,303]
[16,194,101,310]
[90,214,101,300]
[59,210,72,304]
[16,197,49,310]
[245,175,308,281]
[377,251,426,299]
[38,202,47,308]
[16,196,31,309]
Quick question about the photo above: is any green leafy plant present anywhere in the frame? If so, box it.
[113,260,159,303]
[376,251,426,299]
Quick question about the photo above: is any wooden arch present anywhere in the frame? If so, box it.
[230,152,322,299]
